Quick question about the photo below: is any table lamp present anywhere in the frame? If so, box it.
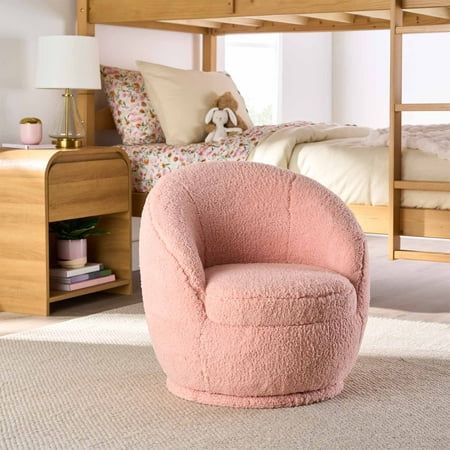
[35,36,101,149]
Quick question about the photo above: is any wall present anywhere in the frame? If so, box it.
[332,30,450,127]
[0,0,76,143]
[96,25,201,71]
[0,2,200,145]
[280,33,332,123]
[332,31,389,128]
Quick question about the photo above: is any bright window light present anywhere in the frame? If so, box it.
[224,34,281,125]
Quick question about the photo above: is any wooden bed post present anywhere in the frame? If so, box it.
[76,0,96,146]
[202,32,217,71]
[388,0,403,260]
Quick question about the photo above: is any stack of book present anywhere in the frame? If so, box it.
[50,263,116,292]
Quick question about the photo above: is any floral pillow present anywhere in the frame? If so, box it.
[101,65,165,145]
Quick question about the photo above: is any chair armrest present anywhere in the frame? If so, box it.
[140,178,206,319]
[287,176,369,313]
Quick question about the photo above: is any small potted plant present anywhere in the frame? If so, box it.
[50,217,108,269]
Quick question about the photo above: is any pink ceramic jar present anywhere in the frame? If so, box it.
[20,117,42,145]
[56,238,87,269]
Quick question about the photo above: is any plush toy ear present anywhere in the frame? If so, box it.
[224,108,237,126]
[205,107,219,124]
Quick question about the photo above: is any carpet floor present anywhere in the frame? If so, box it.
[1,304,449,449]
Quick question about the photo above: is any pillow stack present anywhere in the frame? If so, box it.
[101,62,253,146]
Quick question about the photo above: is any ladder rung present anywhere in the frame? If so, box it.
[395,103,450,111]
[395,250,450,263]
[394,180,450,192]
[396,24,450,34]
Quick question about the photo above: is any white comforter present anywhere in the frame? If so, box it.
[251,124,371,168]
[249,124,450,209]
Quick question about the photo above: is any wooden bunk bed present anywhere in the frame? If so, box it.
[76,0,450,263]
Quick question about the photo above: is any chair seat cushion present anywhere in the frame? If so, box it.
[205,263,356,326]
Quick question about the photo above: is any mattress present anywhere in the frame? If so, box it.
[287,137,450,209]
[122,128,450,210]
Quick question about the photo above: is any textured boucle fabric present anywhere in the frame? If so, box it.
[205,263,356,326]
[139,161,369,408]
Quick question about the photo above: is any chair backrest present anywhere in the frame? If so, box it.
[173,162,297,267]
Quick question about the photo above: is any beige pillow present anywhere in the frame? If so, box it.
[136,61,253,145]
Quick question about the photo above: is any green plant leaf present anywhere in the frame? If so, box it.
[49,217,108,240]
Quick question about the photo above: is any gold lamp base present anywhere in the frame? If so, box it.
[52,137,83,149]
[50,89,86,150]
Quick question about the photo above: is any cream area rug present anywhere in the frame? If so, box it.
[1,304,449,449]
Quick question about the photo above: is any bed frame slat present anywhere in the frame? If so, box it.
[298,12,355,23]
[349,10,391,19]
[254,15,309,25]
[209,17,264,27]
[394,250,450,263]
[395,103,450,111]
[397,22,450,32]
[161,19,222,29]
[394,181,450,192]
[406,7,450,18]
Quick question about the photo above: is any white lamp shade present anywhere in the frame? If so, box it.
[36,35,101,90]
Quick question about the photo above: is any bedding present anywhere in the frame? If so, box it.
[363,124,450,161]
[250,124,450,209]
[121,122,310,192]
[136,61,253,145]
[101,66,164,145]
[121,122,450,210]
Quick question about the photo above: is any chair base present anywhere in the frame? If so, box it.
[166,379,344,409]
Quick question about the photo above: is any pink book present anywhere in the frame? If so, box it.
[51,274,116,292]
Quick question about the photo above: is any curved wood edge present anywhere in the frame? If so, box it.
[0,149,59,174]
[0,149,56,315]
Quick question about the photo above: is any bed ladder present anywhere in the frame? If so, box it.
[389,0,450,263]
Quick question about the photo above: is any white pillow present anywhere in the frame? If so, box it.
[136,61,253,145]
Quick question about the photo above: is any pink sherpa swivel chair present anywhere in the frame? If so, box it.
[140,162,369,409]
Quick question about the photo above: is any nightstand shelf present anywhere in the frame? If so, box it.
[49,279,130,303]
[0,146,132,316]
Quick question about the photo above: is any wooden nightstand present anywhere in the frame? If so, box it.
[0,146,132,316]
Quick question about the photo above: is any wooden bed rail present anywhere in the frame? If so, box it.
[87,0,450,23]
[81,0,450,35]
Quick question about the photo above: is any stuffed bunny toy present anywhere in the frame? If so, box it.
[205,107,243,143]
